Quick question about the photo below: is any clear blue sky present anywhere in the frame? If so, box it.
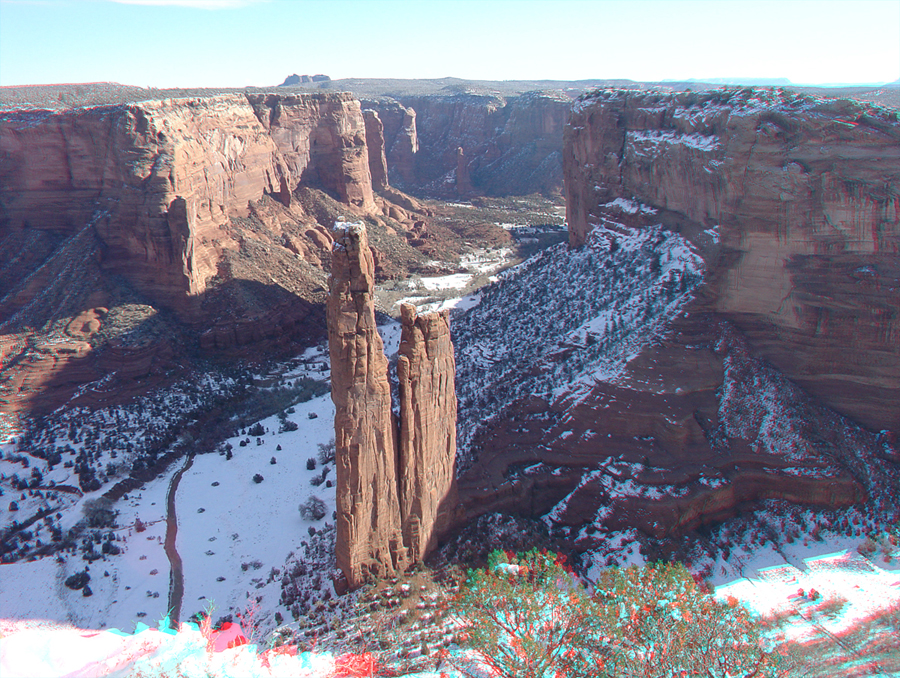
[1,0,897,87]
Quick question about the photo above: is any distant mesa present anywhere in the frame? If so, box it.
[278,73,331,87]
[671,77,793,86]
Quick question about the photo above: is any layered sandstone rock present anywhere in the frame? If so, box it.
[565,88,900,431]
[328,222,407,586]
[0,92,379,319]
[370,101,418,186]
[6,97,278,312]
[397,303,458,563]
[363,109,389,191]
[455,147,473,196]
[328,226,458,586]
[453,88,899,542]
[247,93,375,211]
[364,91,569,197]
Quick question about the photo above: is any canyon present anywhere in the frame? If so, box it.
[0,90,442,425]
[1,80,898,592]
[452,88,899,553]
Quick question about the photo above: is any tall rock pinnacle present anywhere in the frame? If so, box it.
[327,225,459,587]
[397,303,458,564]
[327,222,407,587]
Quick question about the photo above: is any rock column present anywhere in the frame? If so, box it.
[328,225,459,587]
[397,303,458,564]
[327,222,407,587]
[363,109,389,191]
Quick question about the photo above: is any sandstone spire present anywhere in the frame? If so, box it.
[327,222,407,587]
[363,109,389,191]
[328,224,459,587]
[397,303,458,564]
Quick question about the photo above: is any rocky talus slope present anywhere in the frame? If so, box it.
[328,224,457,587]
[451,88,899,545]
[0,92,434,421]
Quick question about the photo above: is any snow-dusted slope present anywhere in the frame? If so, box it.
[453,219,703,465]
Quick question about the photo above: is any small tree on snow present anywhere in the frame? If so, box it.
[299,495,326,521]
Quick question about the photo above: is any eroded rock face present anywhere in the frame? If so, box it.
[397,303,458,563]
[328,222,407,587]
[328,228,458,586]
[0,96,288,316]
[565,88,900,432]
[364,92,569,197]
[363,109,389,191]
[247,93,376,211]
[0,92,378,319]
[452,88,899,544]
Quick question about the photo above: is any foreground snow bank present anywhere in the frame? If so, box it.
[0,617,461,678]
[0,619,350,678]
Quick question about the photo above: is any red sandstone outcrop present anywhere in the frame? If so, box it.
[363,109,389,191]
[0,92,379,319]
[371,102,418,187]
[328,222,407,587]
[328,227,458,586]
[247,93,376,211]
[565,88,900,432]
[397,303,458,563]
[0,91,438,421]
[455,147,473,196]
[364,91,569,197]
[454,89,899,542]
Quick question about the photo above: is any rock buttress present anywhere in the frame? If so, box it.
[328,222,407,587]
[363,109,389,191]
[397,303,459,563]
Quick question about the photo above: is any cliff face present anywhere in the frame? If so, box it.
[0,92,446,421]
[363,109,389,191]
[451,88,899,544]
[328,222,407,586]
[328,227,458,587]
[247,93,375,211]
[566,89,900,431]
[364,92,569,197]
[0,93,376,318]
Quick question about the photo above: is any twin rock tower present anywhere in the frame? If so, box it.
[326,222,458,588]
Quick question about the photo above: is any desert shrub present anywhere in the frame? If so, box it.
[447,551,792,678]
[306,457,316,470]
[64,570,90,590]
[317,439,336,465]
[252,473,264,484]
[446,549,610,677]
[299,496,327,521]
[248,423,265,437]
[592,562,793,677]
[83,497,116,528]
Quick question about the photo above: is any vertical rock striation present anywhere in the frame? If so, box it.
[327,222,407,587]
[363,109,389,191]
[0,92,379,318]
[328,230,458,587]
[397,303,458,564]
[565,88,900,431]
